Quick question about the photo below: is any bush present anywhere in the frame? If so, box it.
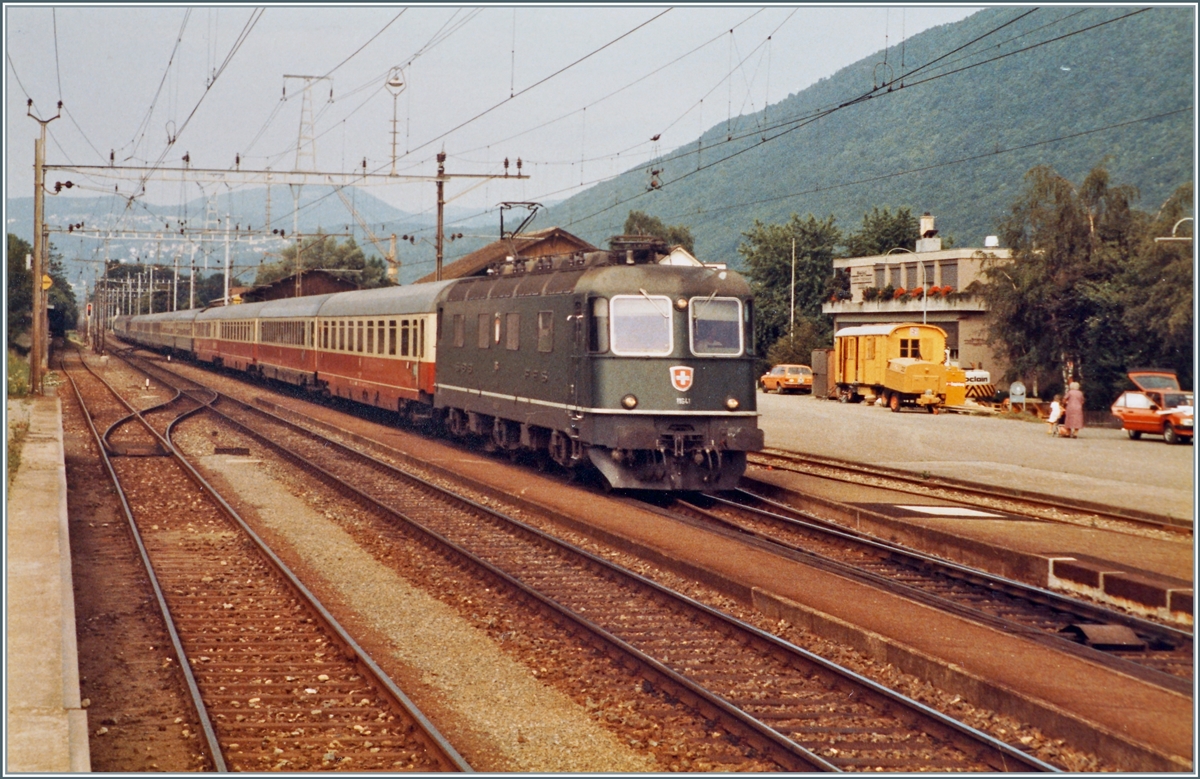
[7,351,29,397]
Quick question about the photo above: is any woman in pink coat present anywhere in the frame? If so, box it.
[1063,381,1085,438]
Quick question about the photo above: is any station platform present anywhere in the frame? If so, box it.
[5,397,90,772]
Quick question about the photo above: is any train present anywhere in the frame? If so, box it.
[832,322,968,411]
[113,237,764,491]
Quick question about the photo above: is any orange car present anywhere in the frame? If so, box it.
[760,364,813,394]
[1110,369,1193,444]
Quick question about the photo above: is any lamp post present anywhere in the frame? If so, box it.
[386,69,406,176]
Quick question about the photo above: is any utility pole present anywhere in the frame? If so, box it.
[223,214,232,305]
[29,99,60,394]
[189,242,197,309]
[789,237,796,343]
[436,151,446,281]
[173,251,179,311]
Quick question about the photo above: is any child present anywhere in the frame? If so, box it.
[1047,394,1063,436]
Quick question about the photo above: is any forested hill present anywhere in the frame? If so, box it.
[543,6,1194,264]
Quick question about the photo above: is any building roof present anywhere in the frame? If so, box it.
[415,227,596,284]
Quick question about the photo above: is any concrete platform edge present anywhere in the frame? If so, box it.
[5,397,91,773]
[747,475,1192,622]
[753,587,1189,773]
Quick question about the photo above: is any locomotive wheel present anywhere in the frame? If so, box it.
[888,392,901,413]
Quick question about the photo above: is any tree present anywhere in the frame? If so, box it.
[1120,181,1194,389]
[623,211,695,255]
[842,206,919,257]
[7,234,33,347]
[45,245,79,337]
[255,233,391,289]
[738,213,841,364]
[981,163,1184,406]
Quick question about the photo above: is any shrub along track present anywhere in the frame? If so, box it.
[59,346,468,773]
[122,349,1058,773]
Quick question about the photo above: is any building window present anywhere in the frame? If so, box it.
[940,260,958,289]
[905,263,918,289]
[874,264,885,288]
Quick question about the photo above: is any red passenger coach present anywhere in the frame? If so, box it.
[311,282,453,412]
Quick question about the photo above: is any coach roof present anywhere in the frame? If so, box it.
[257,294,335,319]
[317,279,457,318]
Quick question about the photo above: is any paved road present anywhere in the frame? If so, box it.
[755,392,1195,521]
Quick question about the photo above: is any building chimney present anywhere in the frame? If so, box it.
[916,212,942,253]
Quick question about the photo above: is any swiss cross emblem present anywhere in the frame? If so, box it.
[670,365,694,392]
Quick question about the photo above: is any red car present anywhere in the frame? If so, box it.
[1110,369,1194,444]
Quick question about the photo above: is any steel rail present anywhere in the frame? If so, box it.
[59,348,228,771]
[66,346,473,772]
[675,490,1192,696]
[750,449,1191,534]
[125,350,1059,773]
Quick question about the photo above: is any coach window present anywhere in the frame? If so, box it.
[377,320,385,353]
[477,313,490,349]
[506,313,520,351]
[388,321,396,355]
[588,298,608,353]
[537,310,553,353]
[453,314,464,348]
[610,295,672,355]
[689,297,742,356]
[356,321,364,352]
[418,319,426,358]
[401,320,411,357]
[367,321,376,353]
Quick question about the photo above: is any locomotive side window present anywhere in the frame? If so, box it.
[506,313,520,351]
[588,297,609,353]
[537,311,553,353]
[477,313,490,349]
[610,295,672,355]
[689,297,742,356]
[453,314,464,348]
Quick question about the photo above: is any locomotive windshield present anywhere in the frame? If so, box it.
[610,295,673,355]
[690,297,743,356]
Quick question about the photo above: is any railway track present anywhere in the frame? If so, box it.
[121,349,1058,772]
[60,347,470,773]
[748,449,1191,535]
[664,491,1193,697]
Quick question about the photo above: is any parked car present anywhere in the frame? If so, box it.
[1110,369,1193,444]
[760,364,813,394]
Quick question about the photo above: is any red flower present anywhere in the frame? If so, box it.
[893,287,907,300]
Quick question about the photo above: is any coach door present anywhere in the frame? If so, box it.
[842,337,858,383]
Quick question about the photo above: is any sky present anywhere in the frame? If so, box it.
[5,4,981,233]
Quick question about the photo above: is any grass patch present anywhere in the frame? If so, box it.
[7,350,30,397]
[7,418,29,492]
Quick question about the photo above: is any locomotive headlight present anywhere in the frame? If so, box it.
[621,394,639,409]
[725,397,740,411]
[675,298,688,311]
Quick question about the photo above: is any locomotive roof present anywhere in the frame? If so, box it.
[317,279,457,317]
[835,322,946,337]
